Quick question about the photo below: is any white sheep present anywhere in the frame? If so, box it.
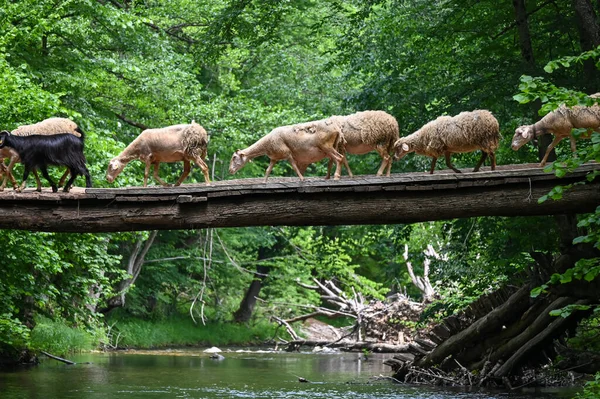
[512,97,600,166]
[394,110,500,174]
[326,110,400,177]
[0,117,83,191]
[229,118,344,182]
[106,121,211,187]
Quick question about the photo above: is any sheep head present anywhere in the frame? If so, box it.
[106,158,127,183]
[512,125,534,150]
[393,139,412,160]
[229,150,248,174]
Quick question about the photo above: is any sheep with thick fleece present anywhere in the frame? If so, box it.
[229,118,344,182]
[0,117,83,191]
[0,131,92,192]
[394,110,500,174]
[106,121,210,187]
[326,110,399,177]
[512,98,600,166]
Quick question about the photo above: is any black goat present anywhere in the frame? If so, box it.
[0,131,92,192]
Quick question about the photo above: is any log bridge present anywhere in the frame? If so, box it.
[0,163,598,233]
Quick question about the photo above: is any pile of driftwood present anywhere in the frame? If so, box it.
[268,277,426,353]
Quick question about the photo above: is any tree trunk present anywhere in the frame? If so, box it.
[98,230,158,314]
[573,0,600,92]
[232,263,271,323]
[513,0,536,68]
[233,236,285,323]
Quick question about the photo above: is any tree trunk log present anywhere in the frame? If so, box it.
[0,164,597,232]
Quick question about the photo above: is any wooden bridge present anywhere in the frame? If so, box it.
[0,163,598,233]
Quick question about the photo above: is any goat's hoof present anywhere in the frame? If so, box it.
[51,186,58,193]
[63,187,71,193]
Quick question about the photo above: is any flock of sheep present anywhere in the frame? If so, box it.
[0,100,599,192]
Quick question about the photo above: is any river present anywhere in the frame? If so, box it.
[0,349,577,398]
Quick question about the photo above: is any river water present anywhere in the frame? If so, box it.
[0,349,576,398]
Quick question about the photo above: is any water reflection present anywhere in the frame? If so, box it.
[0,349,576,398]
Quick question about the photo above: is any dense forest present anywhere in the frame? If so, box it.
[1,0,599,393]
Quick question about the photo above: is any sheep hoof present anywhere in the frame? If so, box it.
[62,187,71,193]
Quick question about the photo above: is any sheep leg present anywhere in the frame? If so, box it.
[540,135,564,167]
[32,170,43,192]
[429,157,438,174]
[376,151,391,177]
[0,161,17,191]
[143,161,151,187]
[343,156,353,177]
[58,169,71,187]
[287,157,306,181]
[151,162,171,187]
[174,160,191,186]
[38,165,58,193]
[569,136,577,153]
[473,152,488,172]
[191,156,211,185]
[3,157,20,191]
[264,159,278,182]
[321,147,344,180]
[445,152,461,173]
[489,152,497,171]
[331,156,343,180]
[327,156,352,179]
[63,169,78,192]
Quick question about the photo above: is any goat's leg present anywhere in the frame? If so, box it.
[39,165,57,192]
[151,162,170,186]
[264,159,278,182]
[18,166,32,193]
[192,156,211,185]
[445,152,461,173]
[490,152,497,171]
[540,135,564,167]
[429,157,438,174]
[473,151,488,172]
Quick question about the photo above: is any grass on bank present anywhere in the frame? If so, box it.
[112,317,277,349]
[29,316,278,354]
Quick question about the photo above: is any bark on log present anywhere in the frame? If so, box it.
[493,299,590,377]
[471,296,575,371]
[416,285,532,368]
[0,164,597,232]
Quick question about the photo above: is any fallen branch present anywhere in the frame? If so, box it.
[41,351,76,365]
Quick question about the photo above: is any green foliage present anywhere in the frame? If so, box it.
[514,50,600,318]
[575,372,600,399]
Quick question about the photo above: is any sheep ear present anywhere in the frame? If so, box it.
[521,129,530,139]
[402,143,409,151]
